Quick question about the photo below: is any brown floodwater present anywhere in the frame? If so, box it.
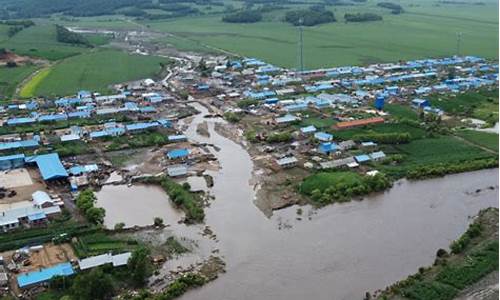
[178,103,499,300]
[96,184,185,228]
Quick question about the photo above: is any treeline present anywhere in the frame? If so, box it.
[139,176,205,223]
[266,131,293,143]
[377,2,404,14]
[285,7,336,26]
[0,20,35,37]
[344,12,382,22]
[406,157,498,179]
[352,132,411,144]
[75,189,106,225]
[303,173,392,206]
[222,10,262,23]
[0,0,152,18]
[55,24,92,47]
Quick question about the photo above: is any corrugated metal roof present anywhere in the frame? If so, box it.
[17,262,74,288]
[27,153,68,181]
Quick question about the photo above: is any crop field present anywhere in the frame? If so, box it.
[19,67,51,98]
[28,50,168,97]
[0,24,91,60]
[333,122,427,141]
[389,136,494,167]
[0,64,37,99]
[455,130,499,152]
[142,0,498,68]
[72,232,139,257]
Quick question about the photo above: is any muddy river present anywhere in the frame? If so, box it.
[101,102,499,299]
[178,103,498,300]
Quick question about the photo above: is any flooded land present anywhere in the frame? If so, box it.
[144,103,500,300]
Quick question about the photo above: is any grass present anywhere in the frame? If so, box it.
[455,130,499,152]
[141,0,498,68]
[390,136,493,166]
[0,24,90,60]
[385,103,419,120]
[31,49,168,97]
[429,88,499,125]
[72,232,139,257]
[300,171,363,194]
[19,67,51,98]
[0,64,37,99]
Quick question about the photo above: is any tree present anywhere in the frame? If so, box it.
[153,217,164,227]
[114,222,125,230]
[128,246,153,287]
[85,207,105,225]
[71,268,114,300]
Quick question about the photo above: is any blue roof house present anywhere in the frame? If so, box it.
[318,142,338,155]
[300,125,317,135]
[354,154,371,163]
[314,132,333,142]
[411,99,430,108]
[25,153,68,181]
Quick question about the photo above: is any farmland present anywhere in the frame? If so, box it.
[24,50,168,97]
[455,130,499,152]
[0,64,37,99]
[142,0,498,68]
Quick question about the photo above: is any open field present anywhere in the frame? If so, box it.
[142,0,498,68]
[0,24,91,60]
[26,50,168,97]
[0,64,37,99]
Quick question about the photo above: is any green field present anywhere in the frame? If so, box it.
[455,130,499,152]
[0,64,37,99]
[300,171,363,194]
[389,136,493,167]
[0,24,91,60]
[141,0,498,68]
[29,50,168,97]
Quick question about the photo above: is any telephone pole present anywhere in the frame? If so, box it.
[456,32,462,56]
[298,18,304,72]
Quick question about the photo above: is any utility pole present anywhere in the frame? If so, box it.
[456,32,462,57]
[298,17,304,72]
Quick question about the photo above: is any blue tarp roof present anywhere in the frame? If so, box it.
[0,153,25,162]
[17,262,74,288]
[314,132,333,141]
[318,142,338,154]
[167,149,189,159]
[300,125,317,134]
[26,153,68,180]
[28,212,46,221]
[0,139,39,151]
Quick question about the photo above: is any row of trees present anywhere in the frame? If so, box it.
[406,157,498,179]
[377,2,404,14]
[222,10,262,23]
[75,189,105,225]
[55,25,92,47]
[344,12,383,22]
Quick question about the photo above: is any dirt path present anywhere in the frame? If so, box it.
[452,134,498,155]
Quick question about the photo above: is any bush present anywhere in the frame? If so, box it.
[76,189,105,225]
